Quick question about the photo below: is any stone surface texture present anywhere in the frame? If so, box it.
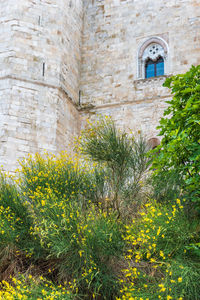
[80,0,200,137]
[0,0,200,170]
[0,0,82,171]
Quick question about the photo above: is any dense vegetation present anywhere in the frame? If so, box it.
[0,66,199,299]
[152,65,200,209]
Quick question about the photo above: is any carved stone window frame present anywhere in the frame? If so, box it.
[137,37,169,79]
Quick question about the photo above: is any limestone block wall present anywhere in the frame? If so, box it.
[80,76,169,140]
[80,0,200,137]
[1,0,200,171]
[5,0,83,102]
[60,0,83,103]
[0,0,83,171]
[0,0,17,78]
[0,78,80,172]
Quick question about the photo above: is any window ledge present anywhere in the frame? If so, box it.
[135,74,171,84]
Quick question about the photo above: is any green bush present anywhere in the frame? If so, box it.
[0,172,44,282]
[149,168,184,204]
[19,152,125,299]
[80,208,124,298]
[27,196,124,298]
[0,108,199,299]
[119,200,200,300]
[19,152,96,209]
[79,117,150,215]
[0,274,74,299]
[152,65,200,209]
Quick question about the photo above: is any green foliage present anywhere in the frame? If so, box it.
[0,112,199,299]
[80,208,124,298]
[0,275,74,299]
[149,169,183,204]
[0,172,31,247]
[0,153,125,299]
[29,197,124,298]
[19,152,96,208]
[120,200,200,300]
[0,172,43,281]
[79,117,150,215]
[152,65,200,207]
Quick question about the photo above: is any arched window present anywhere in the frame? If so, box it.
[138,37,169,79]
[148,138,160,150]
[145,57,164,78]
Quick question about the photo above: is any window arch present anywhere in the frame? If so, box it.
[147,138,160,150]
[138,37,169,79]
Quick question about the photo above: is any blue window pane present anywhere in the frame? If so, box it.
[146,63,155,78]
[156,61,164,76]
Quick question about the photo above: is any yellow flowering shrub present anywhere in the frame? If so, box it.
[0,275,73,299]
[0,119,199,300]
[118,200,200,299]
[0,172,44,280]
[17,152,124,299]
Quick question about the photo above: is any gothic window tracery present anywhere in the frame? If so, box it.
[138,37,169,79]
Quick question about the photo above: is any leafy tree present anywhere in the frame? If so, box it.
[152,65,200,208]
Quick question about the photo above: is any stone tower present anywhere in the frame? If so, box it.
[0,0,200,171]
[0,0,83,171]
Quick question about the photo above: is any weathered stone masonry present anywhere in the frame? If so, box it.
[80,0,200,135]
[0,0,83,171]
[0,0,200,171]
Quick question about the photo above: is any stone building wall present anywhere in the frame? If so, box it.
[80,76,169,139]
[0,0,83,171]
[0,77,80,172]
[0,0,200,171]
[80,0,200,138]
